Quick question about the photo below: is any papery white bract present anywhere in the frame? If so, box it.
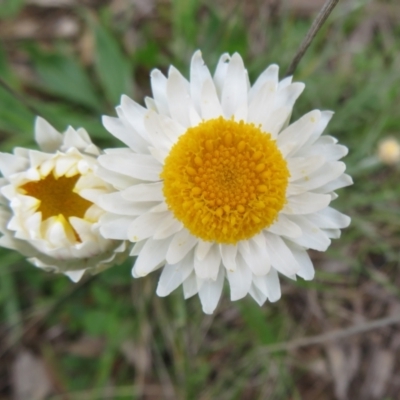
[0,117,128,282]
[96,51,352,313]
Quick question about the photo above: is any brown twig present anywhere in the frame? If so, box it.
[257,312,400,354]
[285,0,340,77]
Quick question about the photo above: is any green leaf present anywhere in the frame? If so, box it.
[0,85,35,147]
[172,0,199,44]
[0,43,17,86]
[237,301,283,345]
[91,19,133,106]
[0,0,24,19]
[27,45,102,111]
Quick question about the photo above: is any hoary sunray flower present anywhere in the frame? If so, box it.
[96,51,352,314]
[0,117,128,282]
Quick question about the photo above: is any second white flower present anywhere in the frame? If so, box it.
[96,51,352,314]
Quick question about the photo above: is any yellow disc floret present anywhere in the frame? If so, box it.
[161,117,289,244]
[20,172,92,241]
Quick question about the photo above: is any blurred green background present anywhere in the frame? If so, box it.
[0,0,400,399]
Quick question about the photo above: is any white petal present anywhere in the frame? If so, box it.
[261,107,291,138]
[213,53,230,98]
[95,165,141,190]
[98,153,162,182]
[103,147,133,155]
[63,126,90,150]
[274,82,305,110]
[286,215,331,251]
[264,232,301,277]
[261,83,305,137]
[189,106,202,127]
[267,214,302,238]
[76,127,92,145]
[99,192,155,216]
[166,66,192,127]
[183,272,198,299]
[99,213,133,240]
[166,228,197,264]
[282,192,331,215]
[54,156,77,178]
[278,76,292,90]
[220,244,237,272]
[248,64,279,102]
[102,116,148,153]
[35,117,63,152]
[128,211,170,241]
[221,53,247,118]
[315,174,353,193]
[265,267,281,302]
[28,150,51,168]
[200,78,223,120]
[307,207,350,229]
[198,267,225,314]
[304,110,334,147]
[226,253,252,300]
[120,95,149,141]
[195,240,214,261]
[190,50,213,114]
[153,213,183,240]
[249,284,267,306]
[121,182,164,202]
[145,96,157,111]
[247,80,276,125]
[277,110,321,157]
[287,156,326,182]
[150,69,169,115]
[144,110,174,151]
[156,114,185,143]
[149,201,168,213]
[25,212,41,238]
[194,243,221,280]
[233,101,248,122]
[239,234,270,276]
[149,146,168,164]
[65,269,85,282]
[297,139,348,162]
[69,217,96,243]
[293,162,346,191]
[0,153,29,177]
[156,251,194,297]
[45,217,73,248]
[133,237,171,277]
[286,243,315,280]
[130,239,146,256]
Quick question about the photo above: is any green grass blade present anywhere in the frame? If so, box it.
[27,44,103,111]
[91,18,134,107]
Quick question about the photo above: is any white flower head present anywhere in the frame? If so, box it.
[96,51,352,314]
[0,117,129,282]
[377,136,400,165]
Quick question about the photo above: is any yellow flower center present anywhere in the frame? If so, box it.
[161,117,289,244]
[20,172,92,240]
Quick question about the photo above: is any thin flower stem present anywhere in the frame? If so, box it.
[285,0,340,77]
[258,312,400,354]
[0,76,43,117]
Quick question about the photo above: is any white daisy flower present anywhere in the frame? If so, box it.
[96,51,352,314]
[0,117,129,282]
